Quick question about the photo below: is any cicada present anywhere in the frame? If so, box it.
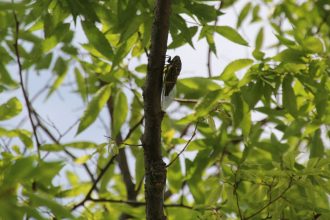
[163,55,182,96]
[161,55,182,111]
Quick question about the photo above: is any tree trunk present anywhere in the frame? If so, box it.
[142,0,171,219]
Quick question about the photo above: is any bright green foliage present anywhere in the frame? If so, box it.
[77,84,112,134]
[0,0,330,219]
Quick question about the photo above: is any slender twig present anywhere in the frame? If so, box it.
[174,98,230,105]
[166,121,198,168]
[103,115,145,152]
[30,78,52,102]
[106,136,142,147]
[137,31,149,57]
[207,1,223,77]
[72,155,117,210]
[90,197,221,211]
[13,12,41,158]
[35,115,96,183]
[233,168,243,220]
[59,118,80,140]
[124,116,144,141]
[245,177,294,220]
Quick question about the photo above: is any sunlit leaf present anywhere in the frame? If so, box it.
[237,2,252,28]
[255,27,264,50]
[77,84,112,134]
[74,68,87,101]
[310,129,324,158]
[74,155,92,164]
[274,49,305,63]
[215,26,249,46]
[112,91,128,136]
[0,97,22,121]
[27,193,73,218]
[81,20,113,60]
[219,59,253,84]
[0,63,18,88]
[302,36,324,54]
[47,57,68,98]
[282,75,298,116]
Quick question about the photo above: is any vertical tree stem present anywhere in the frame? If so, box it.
[143,0,171,219]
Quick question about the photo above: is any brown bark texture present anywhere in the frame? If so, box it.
[142,0,171,219]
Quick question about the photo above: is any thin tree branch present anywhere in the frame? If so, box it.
[71,155,117,210]
[90,197,221,211]
[124,116,144,141]
[13,12,41,158]
[105,91,141,219]
[207,1,223,78]
[233,168,243,220]
[166,122,198,168]
[245,177,294,220]
[35,115,96,183]
[174,98,230,105]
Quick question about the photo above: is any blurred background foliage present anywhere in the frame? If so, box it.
[0,0,329,219]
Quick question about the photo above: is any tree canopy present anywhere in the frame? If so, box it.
[0,0,329,219]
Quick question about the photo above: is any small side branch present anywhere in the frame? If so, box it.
[166,121,198,168]
[13,12,41,157]
[245,176,294,220]
[90,197,221,211]
[72,155,117,210]
[207,1,223,77]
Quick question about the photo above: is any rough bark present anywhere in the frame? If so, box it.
[142,0,171,219]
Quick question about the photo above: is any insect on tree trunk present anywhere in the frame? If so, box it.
[142,0,172,219]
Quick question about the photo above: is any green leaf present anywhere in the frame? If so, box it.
[81,20,113,60]
[207,115,216,132]
[42,23,71,52]
[74,68,87,101]
[219,59,253,85]
[274,49,305,63]
[27,193,73,218]
[195,89,222,117]
[32,161,64,184]
[0,2,27,10]
[177,77,221,99]
[40,144,63,152]
[135,64,147,73]
[135,150,144,190]
[252,49,265,60]
[77,84,112,134]
[240,80,263,109]
[186,3,218,23]
[231,92,250,136]
[251,5,261,22]
[171,15,195,47]
[274,34,296,47]
[255,27,264,50]
[0,63,18,88]
[302,36,324,53]
[167,153,183,192]
[119,15,144,44]
[0,128,32,148]
[215,26,248,46]
[65,141,98,149]
[237,2,252,28]
[112,91,128,136]
[0,97,22,121]
[5,157,35,184]
[310,129,324,158]
[47,57,68,98]
[282,75,298,116]
[74,155,91,164]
